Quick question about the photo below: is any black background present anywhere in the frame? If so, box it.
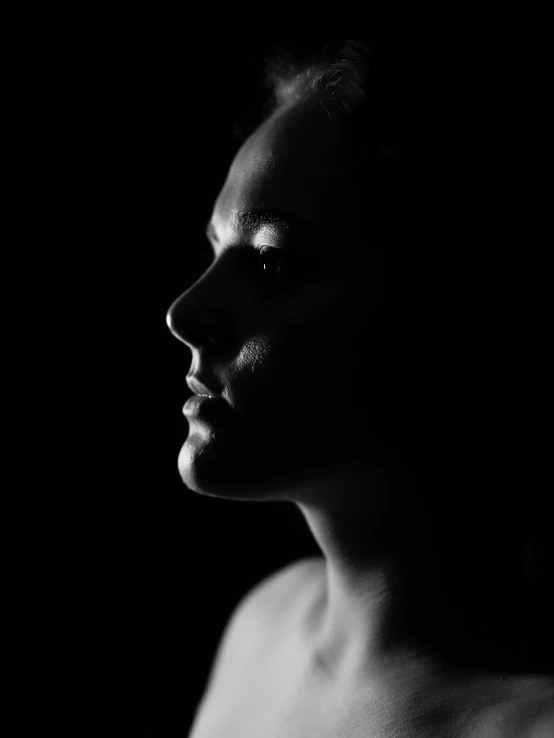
[5,13,387,738]
[5,9,550,737]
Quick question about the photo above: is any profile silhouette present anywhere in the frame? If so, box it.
[167,38,554,738]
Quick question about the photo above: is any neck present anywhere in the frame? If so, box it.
[294,460,541,686]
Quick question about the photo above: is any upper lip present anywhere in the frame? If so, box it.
[186,376,219,398]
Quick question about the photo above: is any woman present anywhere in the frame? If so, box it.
[167,38,553,737]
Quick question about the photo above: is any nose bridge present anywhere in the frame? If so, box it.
[166,258,229,348]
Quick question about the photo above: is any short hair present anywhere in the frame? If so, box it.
[261,38,553,661]
[264,39,402,212]
[267,39,371,117]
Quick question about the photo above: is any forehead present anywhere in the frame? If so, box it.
[210,101,357,246]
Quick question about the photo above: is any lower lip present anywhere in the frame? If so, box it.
[183,394,227,421]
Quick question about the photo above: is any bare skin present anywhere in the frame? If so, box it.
[189,559,554,737]
[167,100,554,736]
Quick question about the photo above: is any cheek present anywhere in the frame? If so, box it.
[234,335,272,377]
[228,292,376,415]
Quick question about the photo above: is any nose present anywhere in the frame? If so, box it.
[166,257,232,349]
[167,284,218,351]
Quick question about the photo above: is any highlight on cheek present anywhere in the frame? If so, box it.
[234,335,272,376]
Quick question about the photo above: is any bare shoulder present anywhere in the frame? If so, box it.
[189,557,325,736]
[201,557,324,693]
[246,555,325,618]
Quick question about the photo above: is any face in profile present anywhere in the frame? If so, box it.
[167,100,429,504]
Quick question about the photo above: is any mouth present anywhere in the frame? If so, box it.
[183,393,228,422]
[186,375,219,398]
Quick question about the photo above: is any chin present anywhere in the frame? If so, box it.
[177,414,378,502]
[177,429,310,501]
[178,431,264,500]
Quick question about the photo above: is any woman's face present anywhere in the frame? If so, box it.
[167,100,418,501]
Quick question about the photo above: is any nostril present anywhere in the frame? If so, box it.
[184,325,217,347]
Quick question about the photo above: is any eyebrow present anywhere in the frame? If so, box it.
[205,208,322,245]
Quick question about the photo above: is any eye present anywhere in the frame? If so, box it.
[258,247,284,280]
